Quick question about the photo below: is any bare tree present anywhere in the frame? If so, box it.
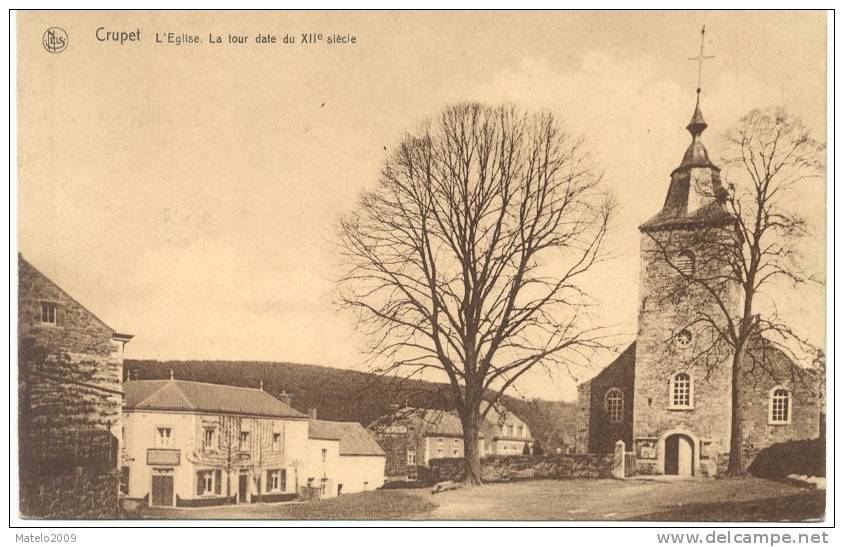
[217,415,242,503]
[338,103,613,483]
[647,107,825,475]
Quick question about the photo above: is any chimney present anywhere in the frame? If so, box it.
[308,408,318,420]
[278,390,292,406]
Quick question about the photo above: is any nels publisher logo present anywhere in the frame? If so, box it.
[42,27,68,54]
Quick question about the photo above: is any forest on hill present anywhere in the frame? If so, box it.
[124,359,578,451]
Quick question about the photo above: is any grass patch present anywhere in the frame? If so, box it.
[134,490,436,520]
[281,490,436,520]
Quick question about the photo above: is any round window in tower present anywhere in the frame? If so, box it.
[675,329,693,347]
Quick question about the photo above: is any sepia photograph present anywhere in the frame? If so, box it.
[11,9,831,529]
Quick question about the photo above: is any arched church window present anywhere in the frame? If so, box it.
[675,250,696,275]
[604,388,624,423]
[769,387,792,425]
[669,372,693,408]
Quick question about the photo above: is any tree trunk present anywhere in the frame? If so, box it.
[461,408,483,485]
[226,470,231,504]
[726,347,745,476]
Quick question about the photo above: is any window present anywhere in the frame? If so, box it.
[40,302,57,324]
[517,425,524,437]
[452,447,459,456]
[203,427,217,450]
[406,449,416,465]
[155,427,173,447]
[267,469,285,492]
[670,373,693,408]
[770,387,792,424]
[675,329,693,347]
[676,250,695,275]
[272,432,282,451]
[320,477,327,495]
[321,448,327,462]
[604,388,624,423]
[197,470,214,495]
[437,438,443,457]
[239,431,250,451]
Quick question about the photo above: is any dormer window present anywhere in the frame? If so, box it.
[676,251,695,275]
[40,302,57,324]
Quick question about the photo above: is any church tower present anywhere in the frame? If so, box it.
[574,28,824,477]
[631,80,739,476]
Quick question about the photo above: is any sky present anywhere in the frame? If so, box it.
[17,11,827,401]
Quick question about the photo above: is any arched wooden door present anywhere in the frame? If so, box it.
[665,434,694,476]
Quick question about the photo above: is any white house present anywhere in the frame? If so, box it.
[122,378,383,507]
[480,403,533,456]
[305,419,386,497]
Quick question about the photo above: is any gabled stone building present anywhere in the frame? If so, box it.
[370,404,532,483]
[18,255,132,517]
[575,95,822,476]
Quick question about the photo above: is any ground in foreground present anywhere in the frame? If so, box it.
[134,477,823,521]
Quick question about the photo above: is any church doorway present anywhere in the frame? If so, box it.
[664,434,694,476]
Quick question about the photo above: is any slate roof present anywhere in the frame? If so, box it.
[579,342,636,386]
[124,379,307,419]
[640,197,734,232]
[309,419,385,456]
[371,407,470,437]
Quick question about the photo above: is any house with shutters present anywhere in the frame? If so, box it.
[123,377,309,507]
[122,377,385,507]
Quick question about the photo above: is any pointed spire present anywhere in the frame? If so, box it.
[259,379,264,391]
[169,367,174,381]
[686,91,708,137]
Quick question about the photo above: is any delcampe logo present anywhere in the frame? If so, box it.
[42,27,68,54]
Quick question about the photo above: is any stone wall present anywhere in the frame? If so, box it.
[574,382,591,453]
[372,428,423,481]
[18,257,125,517]
[19,468,120,519]
[429,454,614,484]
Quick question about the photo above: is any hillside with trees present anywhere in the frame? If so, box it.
[124,359,577,452]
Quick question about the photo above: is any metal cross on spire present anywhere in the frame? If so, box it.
[689,25,714,96]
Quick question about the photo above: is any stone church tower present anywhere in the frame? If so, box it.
[574,88,823,477]
[632,93,737,477]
